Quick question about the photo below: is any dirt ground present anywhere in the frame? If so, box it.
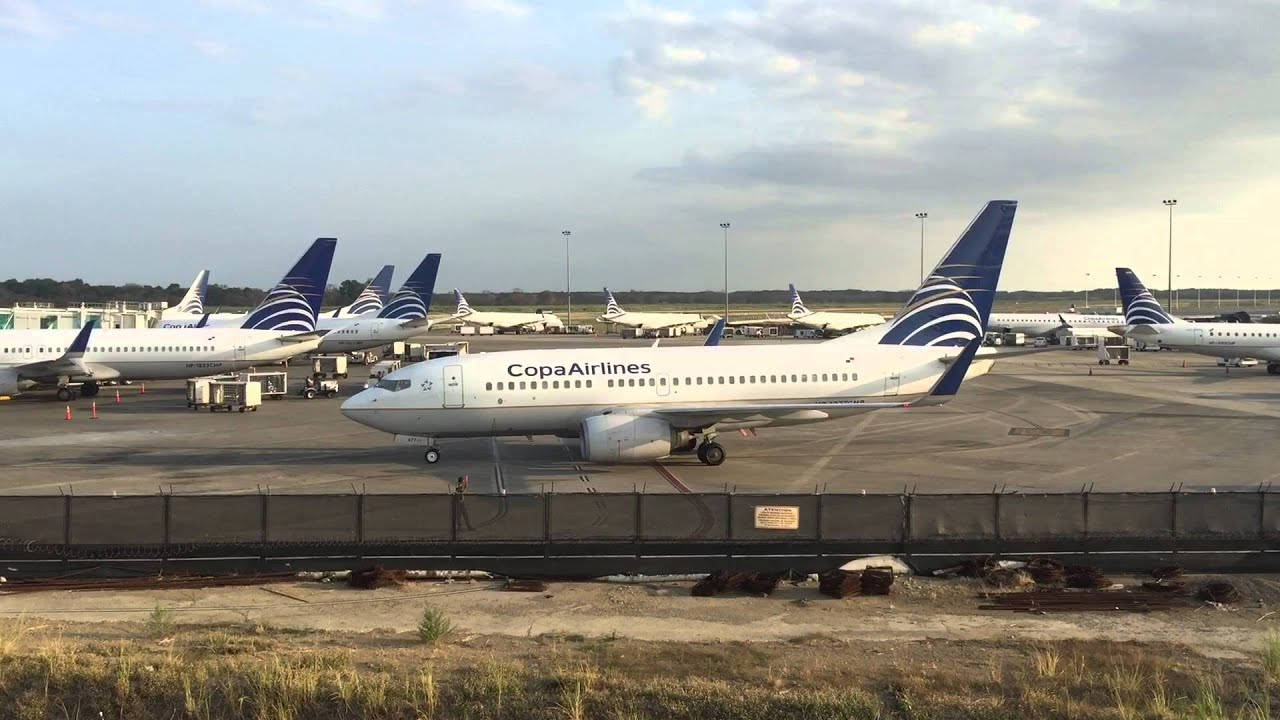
[3,571,1278,660]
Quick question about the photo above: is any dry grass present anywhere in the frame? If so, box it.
[0,619,1274,720]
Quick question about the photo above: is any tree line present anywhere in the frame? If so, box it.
[0,277,1117,311]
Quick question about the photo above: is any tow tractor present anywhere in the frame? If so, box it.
[300,375,339,399]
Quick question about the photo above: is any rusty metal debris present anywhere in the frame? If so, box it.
[691,571,784,597]
[1196,581,1241,604]
[348,565,407,590]
[1151,565,1185,580]
[1025,557,1065,584]
[1063,565,1111,589]
[1140,580,1187,593]
[0,572,299,594]
[979,589,1187,613]
[818,568,893,598]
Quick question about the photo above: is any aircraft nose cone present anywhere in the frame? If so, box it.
[339,392,369,421]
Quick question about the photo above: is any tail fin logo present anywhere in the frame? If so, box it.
[379,255,439,321]
[788,284,808,317]
[603,288,623,317]
[347,287,384,316]
[241,283,317,331]
[454,289,473,316]
[1116,268,1175,325]
[176,270,209,315]
[879,275,984,346]
[878,201,1016,347]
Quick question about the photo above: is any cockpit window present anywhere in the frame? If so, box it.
[376,379,411,391]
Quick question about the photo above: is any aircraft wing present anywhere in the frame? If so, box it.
[397,316,433,331]
[278,329,330,344]
[726,315,795,327]
[643,398,917,429]
[15,322,99,379]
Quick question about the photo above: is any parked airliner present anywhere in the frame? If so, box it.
[312,254,441,353]
[342,200,1017,465]
[987,310,1123,337]
[0,238,336,400]
[597,288,715,332]
[1115,268,1280,373]
[157,271,241,328]
[449,290,563,332]
[783,284,885,334]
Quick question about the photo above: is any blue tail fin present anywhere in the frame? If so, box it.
[175,270,209,314]
[1116,268,1176,325]
[603,288,623,317]
[703,318,727,346]
[348,264,395,316]
[788,284,808,316]
[453,289,472,316]
[878,201,1017,347]
[378,254,441,320]
[240,238,336,331]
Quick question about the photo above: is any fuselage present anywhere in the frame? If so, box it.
[313,316,429,352]
[789,310,886,333]
[0,327,319,382]
[987,312,1123,337]
[1128,323,1280,361]
[599,310,711,330]
[341,343,960,438]
[453,310,563,330]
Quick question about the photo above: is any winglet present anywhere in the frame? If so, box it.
[195,313,211,329]
[703,318,727,346]
[67,320,95,355]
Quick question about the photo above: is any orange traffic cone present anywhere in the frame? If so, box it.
[114,389,121,404]
[64,405,72,421]
[140,383,146,395]
[91,402,98,420]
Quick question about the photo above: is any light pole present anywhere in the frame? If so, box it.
[1196,276,1202,309]
[1174,274,1181,310]
[720,222,731,322]
[1085,272,1091,310]
[1236,276,1241,309]
[1254,277,1259,307]
[1163,199,1177,308]
[1218,275,1223,310]
[562,230,571,326]
[915,212,928,284]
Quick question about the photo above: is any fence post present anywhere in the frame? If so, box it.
[1170,489,1179,561]
[902,493,912,561]
[634,491,643,558]
[355,493,364,560]
[162,492,171,571]
[815,491,824,558]
[1260,488,1268,550]
[993,490,1002,557]
[725,489,734,542]
[62,494,72,568]
[259,491,269,571]
[1081,491,1090,562]
[543,493,551,559]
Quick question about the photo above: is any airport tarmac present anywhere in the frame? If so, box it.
[0,335,1276,496]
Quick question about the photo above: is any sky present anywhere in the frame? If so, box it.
[1,0,1277,293]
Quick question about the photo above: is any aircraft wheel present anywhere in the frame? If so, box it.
[424,448,441,464]
[304,388,316,399]
[1269,363,1280,375]
[699,442,726,466]
[81,381,99,397]
[325,390,337,398]
[56,387,73,402]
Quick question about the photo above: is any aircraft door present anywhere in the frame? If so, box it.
[884,371,901,396]
[234,345,247,363]
[1192,328,1204,345]
[443,364,464,408]
[655,373,670,397]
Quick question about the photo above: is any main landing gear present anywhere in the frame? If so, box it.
[1269,363,1280,376]
[423,445,441,464]
[696,439,726,466]
[81,381,99,398]
[56,386,75,402]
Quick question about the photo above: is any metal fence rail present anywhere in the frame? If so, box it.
[0,490,1276,576]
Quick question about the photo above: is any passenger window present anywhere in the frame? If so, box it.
[718,377,725,384]
[552,381,559,389]
[542,381,548,389]
[770,375,777,383]
[486,382,493,391]
[738,376,745,384]
[842,373,848,381]
[728,376,735,384]
[851,373,858,381]
[822,373,829,381]
[673,378,679,386]
[791,375,797,382]
[575,380,582,388]
[801,374,808,382]
[520,381,527,390]
[585,380,592,388]
[696,377,703,385]
[608,379,615,387]
[649,378,656,386]
[659,378,666,385]
[780,375,787,383]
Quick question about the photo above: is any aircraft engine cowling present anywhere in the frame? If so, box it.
[0,369,19,396]
[579,414,685,463]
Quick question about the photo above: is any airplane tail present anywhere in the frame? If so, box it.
[453,289,473,316]
[703,318,727,346]
[1116,268,1177,325]
[345,264,395,316]
[173,270,209,315]
[603,288,623,318]
[877,200,1017,347]
[788,283,809,317]
[377,254,441,320]
[239,238,336,332]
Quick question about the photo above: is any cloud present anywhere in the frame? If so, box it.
[0,0,60,38]
[912,20,980,47]
[192,39,231,57]
[461,0,531,19]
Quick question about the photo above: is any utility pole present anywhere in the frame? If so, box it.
[1085,272,1091,310]
[720,223,731,322]
[562,230,571,326]
[915,212,928,284]
[1163,199,1177,309]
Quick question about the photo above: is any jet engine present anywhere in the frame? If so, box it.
[579,413,689,463]
[0,369,19,396]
